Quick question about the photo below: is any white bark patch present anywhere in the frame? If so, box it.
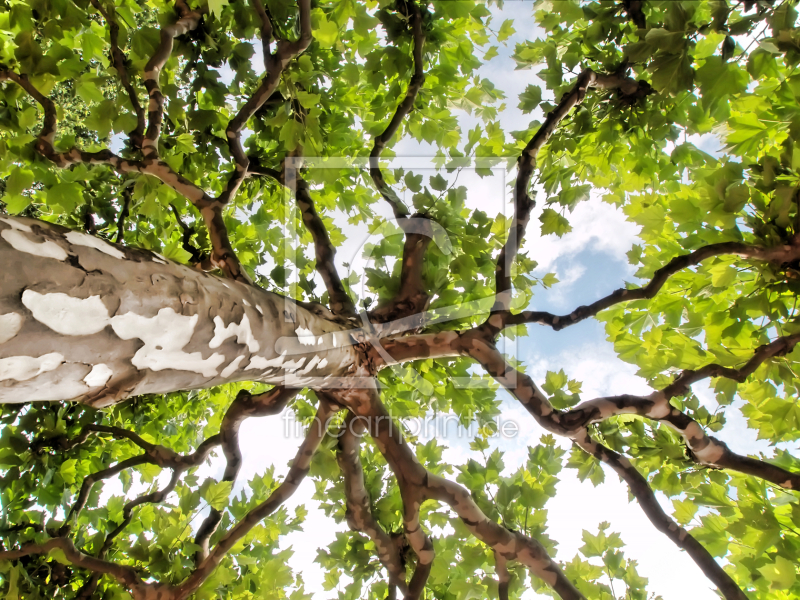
[209,313,260,353]
[220,355,245,378]
[64,231,126,259]
[283,357,307,372]
[111,308,225,377]
[83,364,113,387]
[246,353,286,371]
[692,440,725,463]
[22,290,111,335]
[295,327,318,346]
[0,312,23,344]
[2,229,67,261]
[0,218,32,232]
[299,355,321,374]
[0,353,64,382]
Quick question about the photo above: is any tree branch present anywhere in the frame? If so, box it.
[192,386,296,563]
[214,0,312,207]
[622,0,646,29]
[492,68,651,313]
[487,240,800,335]
[289,153,358,317]
[368,215,434,329]
[175,399,336,600]
[496,550,511,600]
[142,4,203,159]
[115,181,133,244]
[369,0,426,219]
[330,387,584,600]
[88,0,145,148]
[169,203,206,264]
[335,410,409,594]
[0,69,253,282]
[572,429,747,600]
[0,538,157,600]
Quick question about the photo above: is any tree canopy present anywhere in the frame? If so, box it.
[1,0,800,599]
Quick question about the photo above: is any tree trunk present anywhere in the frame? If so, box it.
[0,216,359,407]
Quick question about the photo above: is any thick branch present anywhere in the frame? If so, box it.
[335,411,409,593]
[59,455,148,536]
[573,430,746,600]
[0,70,252,282]
[215,0,311,206]
[193,387,296,563]
[374,328,800,493]
[142,5,202,158]
[289,154,358,317]
[175,400,336,600]
[492,68,650,312]
[368,215,434,329]
[331,387,584,600]
[489,241,800,334]
[0,538,157,600]
[496,551,511,600]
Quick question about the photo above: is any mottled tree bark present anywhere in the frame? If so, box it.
[0,216,360,407]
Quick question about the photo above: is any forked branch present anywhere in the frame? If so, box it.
[369,0,426,219]
[330,387,585,600]
[492,68,651,312]
[489,240,800,335]
[334,410,409,594]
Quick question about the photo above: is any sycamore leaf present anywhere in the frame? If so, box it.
[539,208,572,237]
[497,19,515,42]
[542,272,559,288]
[202,480,233,511]
[208,0,228,18]
[758,556,797,590]
[518,84,542,113]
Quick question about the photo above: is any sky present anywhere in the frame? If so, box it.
[106,2,797,598]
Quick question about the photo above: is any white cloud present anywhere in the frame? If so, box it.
[525,195,641,278]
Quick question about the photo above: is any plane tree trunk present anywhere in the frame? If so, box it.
[0,216,360,407]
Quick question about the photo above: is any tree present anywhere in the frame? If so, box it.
[0,0,799,598]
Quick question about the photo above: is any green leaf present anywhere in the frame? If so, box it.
[47,182,84,212]
[202,480,233,511]
[518,84,542,113]
[208,0,228,18]
[60,458,77,485]
[649,52,694,95]
[758,556,797,590]
[429,173,448,191]
[645,28,687,53]
[672,498,698,525]
[497,19,515,42]
[542,272,559,288]
[315,19,339,49]
[539,208,572,237]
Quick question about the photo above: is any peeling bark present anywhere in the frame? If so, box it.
[0,216,359,406]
